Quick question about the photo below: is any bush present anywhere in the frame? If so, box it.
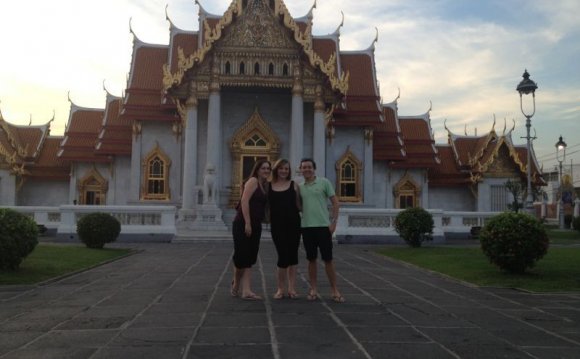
[394,207,434,247]
[0,208,39,270]
[76,212,121,249]
[573,216,580,232]
[479,212,548,273]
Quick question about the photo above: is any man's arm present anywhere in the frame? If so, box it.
[328,195,339,234]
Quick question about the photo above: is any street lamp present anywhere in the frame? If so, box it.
[555,135,567,229]
[516,69,538,215]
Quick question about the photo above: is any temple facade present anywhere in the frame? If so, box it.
[0,0,543,237]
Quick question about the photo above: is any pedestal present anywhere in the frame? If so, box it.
[174,205,230,242]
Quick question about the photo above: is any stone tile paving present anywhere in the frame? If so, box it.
[0,242,579,359]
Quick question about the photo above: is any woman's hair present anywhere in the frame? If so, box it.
[248,159,271,181]
[271,158,291,182]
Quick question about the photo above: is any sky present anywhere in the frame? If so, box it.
[0,0,579,174]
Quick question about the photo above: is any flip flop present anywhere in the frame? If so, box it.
[287,292,299,299]
[273,292,285,300]
[241,293,263,301]
[306,292,318,301]
[331,295,345,303]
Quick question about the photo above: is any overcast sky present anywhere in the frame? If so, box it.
[0,0,578,172]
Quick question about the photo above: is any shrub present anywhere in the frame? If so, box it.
[394,207,434,247]
[573,216,580,232]
[76,212,121,249]
[479,212,548,273]
[0,208,39,270]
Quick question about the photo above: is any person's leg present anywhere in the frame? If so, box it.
[302,228,319,300]
[274,266,287,299]
[287,265,298,298]
[231,265,244,296]
[319,228,344,302]
[240,267,262,300]
[307,259,318,299]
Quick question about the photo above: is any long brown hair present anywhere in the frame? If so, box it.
[271,158,291,182]
[247,159,271,181]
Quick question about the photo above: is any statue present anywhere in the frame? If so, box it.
[203,163,217,204]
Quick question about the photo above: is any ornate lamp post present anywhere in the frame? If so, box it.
[555,135,567,229]
[516,69,538,215]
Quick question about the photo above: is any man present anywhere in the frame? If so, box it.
[299,158,344,303]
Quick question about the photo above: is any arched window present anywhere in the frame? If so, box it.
[335,147,363,202]
[225,61,231,75]
[142,143,171,200]
[254,62,260,75]
[282,63,289,76]
[240,62,245,75]
[268,63,274,75]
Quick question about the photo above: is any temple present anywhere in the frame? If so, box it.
[0,0,543,239]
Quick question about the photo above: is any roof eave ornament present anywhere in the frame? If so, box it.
[308,0,316,20]
[165,4,175,30]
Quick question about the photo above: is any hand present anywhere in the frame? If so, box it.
[245,223,252,237]
[329,222,337,234]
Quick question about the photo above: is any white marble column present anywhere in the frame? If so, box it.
[363,128,374,204]
[182,96,198,210]
[313,85,326,176]
[129,123,142,203]
[290,65,304,171]
[207,83,222,197]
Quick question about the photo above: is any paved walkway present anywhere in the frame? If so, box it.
[1,242,580,359]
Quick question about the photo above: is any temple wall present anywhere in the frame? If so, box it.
[18,179,69,206]
[326,128,365,199]
[0,170,17,205]
[110,156,131,205]
[372,163,388,207]
[429,187,474,211]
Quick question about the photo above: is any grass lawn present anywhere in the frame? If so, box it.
[0,244,132,285]
[378,246,580,292]
[547,228,580,245]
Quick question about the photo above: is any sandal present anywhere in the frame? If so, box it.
[306,292,318,301]
[287,292,299,299]
[331,295,345,303]
[273,292,285,300]
[241,293,263,301]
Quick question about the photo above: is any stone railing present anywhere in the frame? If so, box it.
[336,208,498,243]
[6,205,176,240]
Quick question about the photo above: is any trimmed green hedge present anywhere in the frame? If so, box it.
[480,212,548,273]
[0,208,39,270]
[77,212,121,249]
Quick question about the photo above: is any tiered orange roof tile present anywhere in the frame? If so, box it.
[28,137,69,179]
[96,98,132,156]
[391,116,440,168]
[373,105,405,161]
[58,107,108,162]
[429,145,470,186]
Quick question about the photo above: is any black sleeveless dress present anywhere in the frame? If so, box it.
[268,181,301,268]
[232,184,267,268]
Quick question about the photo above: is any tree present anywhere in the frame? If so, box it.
[505,179,524,213]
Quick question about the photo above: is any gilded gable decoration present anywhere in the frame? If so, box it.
[163,0,349,100]
[77,167,108,205]
[394,172,421,209]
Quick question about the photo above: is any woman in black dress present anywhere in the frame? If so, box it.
[268,159,301,299]
[231,159,271,300]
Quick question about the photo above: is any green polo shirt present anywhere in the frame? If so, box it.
[299,176,336,228]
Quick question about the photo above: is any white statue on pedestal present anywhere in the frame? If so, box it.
[203,163,217,204]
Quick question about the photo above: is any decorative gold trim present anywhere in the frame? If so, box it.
[163,0,349,97]
[141,142,172,201]
[77,166,108,205]
[229,106,280,206]
[335,146,363,203]
[393,172,421,208]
